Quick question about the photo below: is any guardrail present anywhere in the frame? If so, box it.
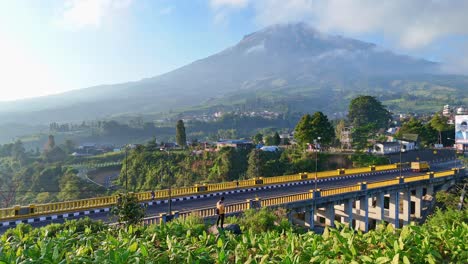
[0,163,404,221]
[69,161,122,169]
[155,168,463,224]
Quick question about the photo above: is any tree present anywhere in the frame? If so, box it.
[348,96,391,131]
[309,112,335,146]
[273,132,281,146]
[45,135,56,151]
[430,113,449,145]
[246,149,262,178]
[396,117,437,147]
[11,140,26,164]
[294,112,335,147]
[264,135,276,146]
[146,137,158,152]
[111,193,146,226]
[253,133,263,144]
[62,139,76,154]
[335,119,346,146]
[294,114,314,147]
[351,124,374,151]
[176,120,187,147]
[43,146,66,163]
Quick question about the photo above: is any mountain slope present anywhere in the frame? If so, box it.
[0,23,465,125]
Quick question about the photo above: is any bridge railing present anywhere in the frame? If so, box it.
[3,168,463,225]
[0,163,412,222]
[149,168,463,225]
[322,185,361,197]
[367,178,401,189]
[261,191,314,207]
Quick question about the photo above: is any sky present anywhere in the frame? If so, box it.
[1,0,468,102]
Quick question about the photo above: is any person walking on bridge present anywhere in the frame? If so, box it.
[216,196,225,228]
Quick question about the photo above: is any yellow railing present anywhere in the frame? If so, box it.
[261,191,314,207]
[238,178,257,187]
[0,208,16,219]
[374,164,398,171]
[306,170,341,179]
[226,202,250,213]
[207,182,238,191]
[404,174,429,183]
[344,167,372,175]
[322,185,362,197]
[434,170,455,178]
[1,164,458,222]
[177,201,251,220]
[262,174,302,185]
[367,179,400,189]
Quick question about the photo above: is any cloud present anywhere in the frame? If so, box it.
[210,0,250,9]
[210,0,250,24]
[58,0,133,30]
[441,42,468,75]
[251,0,468,50]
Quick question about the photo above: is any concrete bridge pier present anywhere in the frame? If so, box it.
[374,192,385,221]
[343,199,353,228]
[305,205,316,230]
[389,190,400,228]
[412,187,423,219]
[355,195,369,231]
[402,189,411,225]
[324,203,335,227]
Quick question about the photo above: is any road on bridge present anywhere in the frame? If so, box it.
[0,161,457,233]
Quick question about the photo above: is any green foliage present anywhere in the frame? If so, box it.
[246,149,262,178]
[335,119,346,146]
[294,114,314,147]
[111,193,146,226]
[236,208,292,233]
[396,117,437,147]
[430,113,450,144]
[351,124,375,151]
[351,152,390,167]
[348,95,391,129]
[273,131,281,145]
[210,147,249,182]
[1,208,466,263]
[263,135,275,146]
[252,132,263,144]
[43,146,67,163]
[294,112,335,147]
[175,119,187,147]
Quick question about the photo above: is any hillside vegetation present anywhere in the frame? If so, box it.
[1,206,466,263]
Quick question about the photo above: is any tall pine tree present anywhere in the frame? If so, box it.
[176,120,187,147]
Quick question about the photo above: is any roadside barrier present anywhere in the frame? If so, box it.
[0,163,409,221]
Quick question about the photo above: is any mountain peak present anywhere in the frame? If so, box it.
[236,22,375,56]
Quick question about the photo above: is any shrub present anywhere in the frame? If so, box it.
[237,208,292,233]
[111,193,146,226]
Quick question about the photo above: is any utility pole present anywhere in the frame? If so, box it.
[168,168,172,215]
[125,146,128,192]
[314,137,321,194]
[399,140,402,178]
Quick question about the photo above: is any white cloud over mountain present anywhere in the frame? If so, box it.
[215,0,468,50]
[58,0,133,30]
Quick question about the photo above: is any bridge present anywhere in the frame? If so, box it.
[0,160,465,233]
[145,165,465,232]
